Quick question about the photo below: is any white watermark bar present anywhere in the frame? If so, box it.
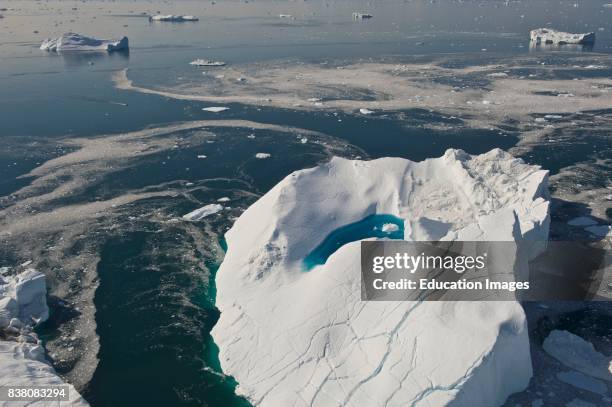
[0,386,70,401]
[361,241,610,301]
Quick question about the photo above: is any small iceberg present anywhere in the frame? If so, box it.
[150,14,199,22]
[352,12,373,20]
[530,28,595,45]
[182,204,223,221]
[40,32,129,52]
[190,59,226,67]
[255,153,271,159]
[359,108,374,115]
[202,106,229,113]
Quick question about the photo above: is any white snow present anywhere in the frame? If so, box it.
[182,204,224,221]
[0,269,88,405]
[40,32,128,52]
[530,28,595,45]
[150,14,199,22]
[202,107,229,113]
[212,148,550,406]
[255,153,271,159]
[543,330,611,382]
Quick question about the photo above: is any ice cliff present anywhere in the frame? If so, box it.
[0,269,88,406]
[211,149,550,406]
[40,33,128,52]
[530,28,595,45]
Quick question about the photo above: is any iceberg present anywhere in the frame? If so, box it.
[190,59,226,67]
[529,28,595,45]
[150,14,199,22]
[212,149,550,406]
[0,269,88,405]
[202,107,229,113]
[40,32,129,52]
[182,204,224,221]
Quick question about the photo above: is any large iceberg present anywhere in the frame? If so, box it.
[529,28,595,45]
[211,149,550,406]
[0,269,88,406]
[40,33,129,52]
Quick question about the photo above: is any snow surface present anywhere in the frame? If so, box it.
[0,270,88,406]
[40,33,128,52]
[212,148,551,406]
[182,204,224,221]
[543,330,611,382]
[530,28,596,45]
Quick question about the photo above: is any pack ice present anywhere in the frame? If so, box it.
[0,269,88,406]
[530,28,595,45]
[212,149,550,406]
[40,33,129,52]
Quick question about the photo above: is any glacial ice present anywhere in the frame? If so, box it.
[0,269,88,406]
[529,28,595,45]
[212,149,550,406]
[182,204,224,221]
[40,33,129,52]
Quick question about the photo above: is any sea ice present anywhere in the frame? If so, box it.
[556,371,608,395]
[202,107,229,112]
[543,330,611,382]
[150,14,199,22]
[212,149,550,406]
[530,28,595,45]
[40,32,129,52]
[182,204,224,221]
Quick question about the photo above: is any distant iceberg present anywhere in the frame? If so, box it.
[212,149,550,406]
[0,269,88,405]
[190,59,226,67]
[182,204,224,221]
[150,14,199,22]
[530,28,595,45]
[40,32,129,52]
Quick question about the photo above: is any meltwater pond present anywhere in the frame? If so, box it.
[303,214,405,270]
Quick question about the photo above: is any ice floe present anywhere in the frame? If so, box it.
[202,106,229,113]
[150,14,199,22]
[182,204,224,221]
[543,330,611,382]
[0,269,88,405]
[212,148,550,406]
[530,28,595,45]
[556,371,608,395]
[40,32,129,52]
[190,59,226,67]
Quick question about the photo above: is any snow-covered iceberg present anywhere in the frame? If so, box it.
[0,269,88,405]
[212,149,550,406]
[182,204,224,221]
[530,28,595,45]
[150,14,199,22]
[40,33,128,52]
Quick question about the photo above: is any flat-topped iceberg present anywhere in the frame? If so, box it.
[40,32,128,52]
[530,28,595,45]
[212,149,550,406]
[0,269,88,405]
[150,14,199,22]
